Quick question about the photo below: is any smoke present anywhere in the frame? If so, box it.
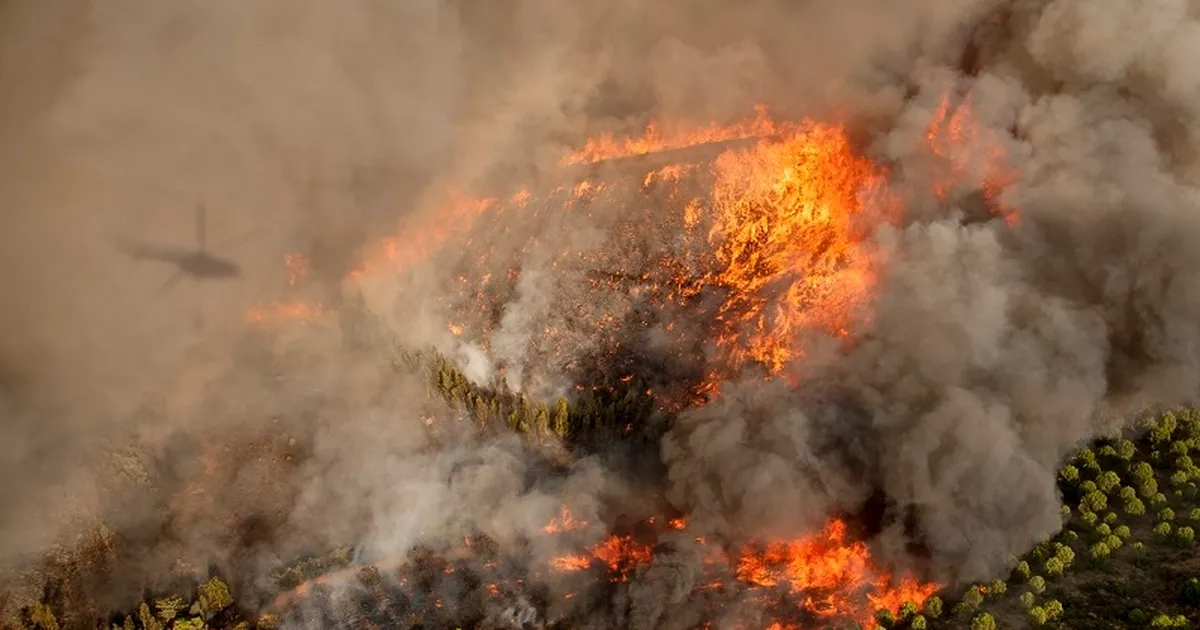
[6,0,1200,626]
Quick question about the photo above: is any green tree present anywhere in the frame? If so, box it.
[1044,557,1064,577]
[1114,524,1131,539]
[533,403,550,440]
[1181,577,1200,605]
[1132,461,1155,483]
[1177,526,1195,545]
[898,601,918,620]
[1082,490,1108,512]
[1059,465,1079,484]
[1104,534,1123,550]
[909,614,927,630]
[923,596,942,618]
[29,602,59,630]
[1044,599,1064,620]
[1090,541,1111,560]
[874,609,895,628]
[551,397,570,437]
[1097,470,1121,493]
[1125,498,1147,516]
[1154,522,1173,538]
[988,579,1006,595]
[1055,544,1075,567]
[1029,575,1046,594]
[1096,523,1112,536]
[1018,591,1035,609]
[1160,507,1177,521]
[1116,438,1136,459]
[194,576,233,620]
[1119,486,1137,501]
[1014,560,1031,581]
[970,612,996,630]
[961,586,984,609]
[1028,605,1048,626]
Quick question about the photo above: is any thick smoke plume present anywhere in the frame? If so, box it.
[4,0,1200,627]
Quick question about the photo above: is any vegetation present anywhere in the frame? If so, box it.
[8,350,1200,628]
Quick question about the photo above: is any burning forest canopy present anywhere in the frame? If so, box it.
[8,2,1200,629]
[12,91,1200,630]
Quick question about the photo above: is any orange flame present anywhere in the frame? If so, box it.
[561,105,791,166]
[702,122,893,377]
[547,516,936,625]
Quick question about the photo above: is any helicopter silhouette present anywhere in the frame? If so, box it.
[119,203,244,292]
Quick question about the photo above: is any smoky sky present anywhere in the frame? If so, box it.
[3,0,1200,626]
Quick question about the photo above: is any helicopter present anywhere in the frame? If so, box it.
[118,202,243,291]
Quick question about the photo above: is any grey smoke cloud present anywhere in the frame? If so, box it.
[6,0,1200,625]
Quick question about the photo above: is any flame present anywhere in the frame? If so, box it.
[541,506,587,534]
[561,104,790,166]
[924,92,1020,226]
[702,123,893,377]
[735,520,937,627]
[546,513,936,625]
